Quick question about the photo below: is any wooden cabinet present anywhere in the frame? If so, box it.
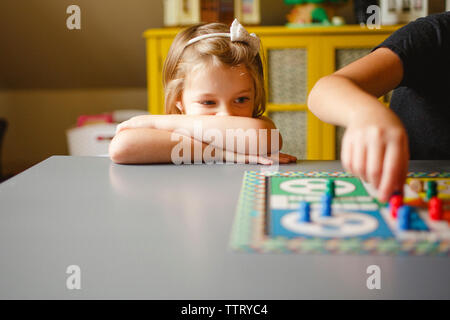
[143,25,401,160]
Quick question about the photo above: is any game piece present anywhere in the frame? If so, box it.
[426,180,437,200]
[428,196,443,221]
[297,201,311,223]
[397,205,411,230]
[321,193,332,217]
[408,179,423,193]
[325,179,335,197]
[389,194,403,218]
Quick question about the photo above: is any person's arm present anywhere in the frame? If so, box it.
[115,114,283,155]
[307,47,408,201]
[109,127,287,165]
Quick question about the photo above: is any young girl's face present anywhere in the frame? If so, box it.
[176,63,255,117]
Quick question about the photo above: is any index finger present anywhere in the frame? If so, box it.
[377,143,404,202]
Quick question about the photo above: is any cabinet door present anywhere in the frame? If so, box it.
[146,36,175,115]
[262,36,321,160]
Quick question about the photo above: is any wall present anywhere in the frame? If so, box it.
[0,0,163,176]
[0,89,147,175]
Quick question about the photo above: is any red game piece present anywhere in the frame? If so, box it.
[428,196,443,221]
[389,194,403,219]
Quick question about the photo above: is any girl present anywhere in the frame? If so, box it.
[110,20,297,165]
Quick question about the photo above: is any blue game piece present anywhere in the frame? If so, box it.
[298,201,311,223]
[397,205,411,231]
[321,194,332,217]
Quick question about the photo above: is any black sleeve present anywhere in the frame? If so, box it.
[372,12,450,89]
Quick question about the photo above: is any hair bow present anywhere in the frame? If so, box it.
[229,19,260,56]
[186,19,260,56]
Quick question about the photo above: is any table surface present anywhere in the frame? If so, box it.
[0,156,449,299]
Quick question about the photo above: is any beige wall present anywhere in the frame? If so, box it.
[0,0,446,176]
[0,89,147,176]
[0,0,163,176]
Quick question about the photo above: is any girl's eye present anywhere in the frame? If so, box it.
[235,97,250,104]
[200,100,215,106]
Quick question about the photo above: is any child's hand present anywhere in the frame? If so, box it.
[341,107,409,202]
[221,150,272,165]
[221,151,297,165]
[271,152,297,164]
[115,115,153,135]
[254,152,297,164]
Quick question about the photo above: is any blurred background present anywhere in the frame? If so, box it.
[0,0,446,179]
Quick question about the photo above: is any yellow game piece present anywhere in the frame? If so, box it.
[408,179,423,193]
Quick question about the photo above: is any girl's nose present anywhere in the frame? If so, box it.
[215,111,230,116]
[215,104,232,116]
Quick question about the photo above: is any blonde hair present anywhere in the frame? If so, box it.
[162,22,266,117]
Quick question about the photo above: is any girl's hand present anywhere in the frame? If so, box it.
[221,150,273,165]
[116,115,156,134]
[341,107,409,202]
[252,152,297,165]
[271,152,298,164]
[221,151,296,165]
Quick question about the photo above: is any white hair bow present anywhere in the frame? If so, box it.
[186,19,260,56]
[229,19,260,55]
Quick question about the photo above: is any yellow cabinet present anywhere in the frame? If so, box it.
[143,25,401,160]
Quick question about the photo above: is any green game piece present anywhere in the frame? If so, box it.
[325,179,335,197]
[426,180,437,200]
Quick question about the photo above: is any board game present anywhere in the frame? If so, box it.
[230,171,450,256]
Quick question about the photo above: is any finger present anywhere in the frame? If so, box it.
[258,156,274,165]
[115,123,123,134]
[269,153,282,164]
[378,142,403,202]
[340,133,352,173]
[252,154,273,165]
[352,138,367,182]
[398,136,410,191]
[389,133,409,197]
[280,152,296,159]
[366,139,385,189]
[116,121,129,134]
[278,155,291,164]
[280,154,297,163]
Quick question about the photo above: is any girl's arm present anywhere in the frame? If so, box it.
[110,128,185,164]
[307,47,408,202]
[115,114,283,155]
[109,127,284,165]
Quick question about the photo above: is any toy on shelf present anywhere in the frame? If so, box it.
[163,0,260,26]
[379,0,428,25]
[235,0,261,25]
[201,0,235,25]
[163,0,200,27]
[284,0,348,27]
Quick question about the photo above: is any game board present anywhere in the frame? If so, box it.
[230,171,450,256]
